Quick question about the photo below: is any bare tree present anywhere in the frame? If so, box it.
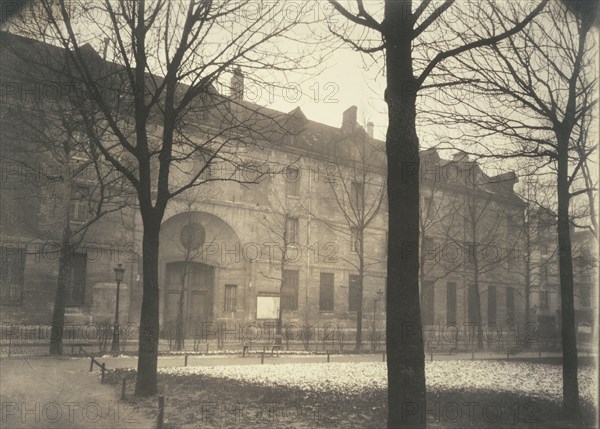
[327,1,546,425]
[256,174,303,347]
[320,133,386,351]
[462,171,520,350]
[426,0,597,418]
[163,188,222,351]
[11,0,320,396]
[0,38,131,355]
[418,153,464,303]
[512,171,559,335]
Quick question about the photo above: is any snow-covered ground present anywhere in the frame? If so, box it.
[159,361,596,405]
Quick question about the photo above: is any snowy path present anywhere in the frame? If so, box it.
[0,358,154,428]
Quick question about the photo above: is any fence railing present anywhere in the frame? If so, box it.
[0,321,583,357]
[0,322,137,357]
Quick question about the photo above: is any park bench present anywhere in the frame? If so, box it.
[242,335,283,357]
[426,342,457,355]
[66,342,94,356]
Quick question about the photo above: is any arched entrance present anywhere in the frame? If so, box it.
[164,261,214,336]
[159,210,246,338]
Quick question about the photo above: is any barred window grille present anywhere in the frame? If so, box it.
[446,282,457,325]
[506,287,515,324]
[351,181,364,210]
[285,168,300,196]
[319,272,334,311]
[281,270,298,310]
[348,274,360,312]
[69,186,92,223]
[0,247,25,305]
[285,217,299,244]
[487,285,497,325]
[467,283,478,324]
[224,284,237,311]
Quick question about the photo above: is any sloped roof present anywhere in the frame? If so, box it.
[1,31,523,204]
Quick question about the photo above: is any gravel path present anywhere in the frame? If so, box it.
[0,357,154,428]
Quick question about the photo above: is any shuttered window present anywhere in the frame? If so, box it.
[319,273,334,311]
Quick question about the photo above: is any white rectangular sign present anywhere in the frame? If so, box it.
[256,296,279,319]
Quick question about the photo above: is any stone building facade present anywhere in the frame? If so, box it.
[531,208,596,346]
[1,31,530,349]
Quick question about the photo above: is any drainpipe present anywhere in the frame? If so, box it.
[306,165,311,322]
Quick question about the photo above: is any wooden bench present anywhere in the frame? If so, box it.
[242,336,283,357]
[67,343,94,356]
[426,342,457,355]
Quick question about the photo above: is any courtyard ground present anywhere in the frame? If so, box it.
[0,357,154,428]
[1,354,597,428]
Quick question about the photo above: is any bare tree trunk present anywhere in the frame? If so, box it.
[276,265,283,345]
[355,271,364,352]
[50,162,74,356]
[384,14,426,422]
[472,260,484,350]
[135,212,162,396]
[49,233,73,356]
[355,236,365,351]
[175,285,185,351]
[524,221,532,341]
[557,136,580,419]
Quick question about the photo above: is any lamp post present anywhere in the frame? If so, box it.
[372,289,383,337]
[111,263,125,355]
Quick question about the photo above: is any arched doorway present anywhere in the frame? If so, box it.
[164,261,214,337]
[159,210,246,338]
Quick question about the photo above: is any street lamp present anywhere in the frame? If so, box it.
[111,263,126,355]
[372,289,383,334]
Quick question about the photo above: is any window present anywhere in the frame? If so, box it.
[467,283,478,324]
[422,281,435,325]
[350,227,359,253]
[348,274,360,311]
[351,181,364,211]
[224,284,237,311]
[285,217,299,244]
[281,270,298,310]
[580,285,591,307]
[446,282,457,325]
[319,272,334,311]
[69,186,91,223]
[487,286,497,325]
[66,252,87,305]
[466,243,476,265]
[1,247,25,305]
[540,265,549,283]
[540,290,549,309]
[506,287,515,325]
[285,167,300,196]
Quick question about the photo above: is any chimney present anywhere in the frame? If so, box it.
[452,151,468,162]
[102,37,110,60]
[230,66,244,102]
[421,147,440,163]
[341,106,358,133]
[366,122,374,138]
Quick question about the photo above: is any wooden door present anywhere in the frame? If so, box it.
[187,291,209,336]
